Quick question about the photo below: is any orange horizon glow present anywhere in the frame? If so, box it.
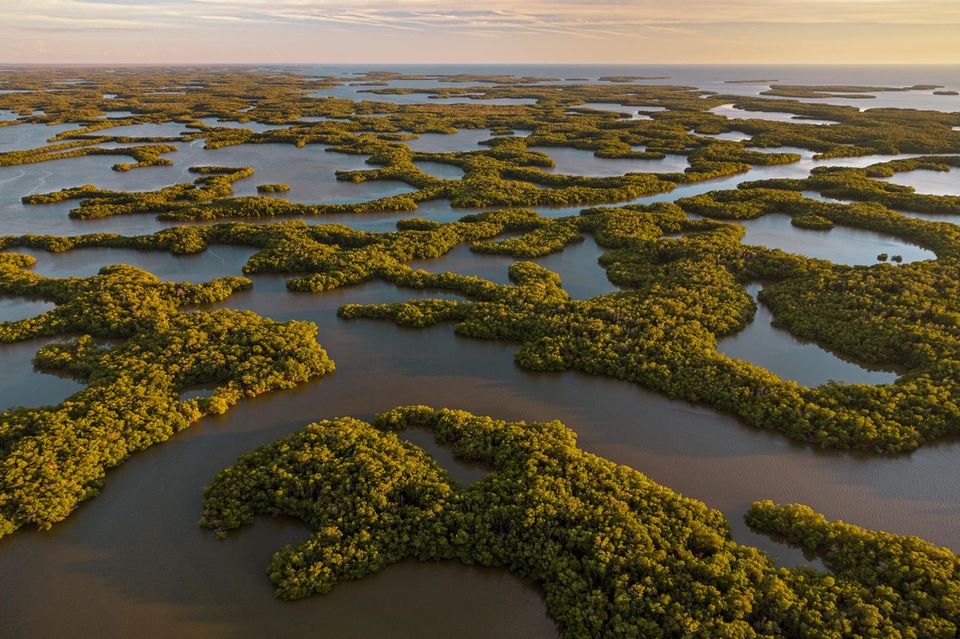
[1,1,959,65]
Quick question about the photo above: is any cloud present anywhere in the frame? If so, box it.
[4,0,959,35]
[2,0,958,63]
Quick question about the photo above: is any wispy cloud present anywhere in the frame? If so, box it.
[2,0,958,63]
[4,0,959,35]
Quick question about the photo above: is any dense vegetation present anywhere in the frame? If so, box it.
[3,63,960,624]
[6,189,960,453]
[0,251,334,537]
[202,405,960,638]
[326,199,960,453]
[9,67,958,225]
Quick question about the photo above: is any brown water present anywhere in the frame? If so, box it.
[2,135,960,638]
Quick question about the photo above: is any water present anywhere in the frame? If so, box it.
[709,104,840,126]
[695,130,752,141]
[570,103,666,119]
[0,338,85,412]
[98,122,193,138]
[3,65,960,638]
[0,140,414,237]
[409,234,617,299]
[194,117,287,133]
[530,146,690,176]
[895,209,960,225]
[4,245,258,282]
[5,256,960,637]
[0,121,84,152]
[880,167,960,196]
[718,283,899,387]
[405,128,505,153]
[735,214,934,265]
[397,428,490,485]
[295,65,960,115]
[412,160,465,179]
[0,295,54,322]
[95,110,136,119]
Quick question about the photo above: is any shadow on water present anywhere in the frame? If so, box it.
[397,427,491,486]
[0,338,85,412]
[718,283,900,387]
[4,245,258,282]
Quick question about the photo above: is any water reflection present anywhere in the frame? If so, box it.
[412,160,464,180]
[718,283,899,387]
[881,167,960,196]
[397,428,490,485]
[709,104,839,126]
[734,213,934,265]
[406,128,506,153]
[0,338,85,411]
[5,245,257,282]
[530,145,690,176]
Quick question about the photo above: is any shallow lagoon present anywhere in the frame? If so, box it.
[412,160,464,179]
[569,102,666,119]
[405,127,507,153]
[5,244,258,282]
[0,139,415,236]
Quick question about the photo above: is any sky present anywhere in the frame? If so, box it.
[1,0,959,65]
